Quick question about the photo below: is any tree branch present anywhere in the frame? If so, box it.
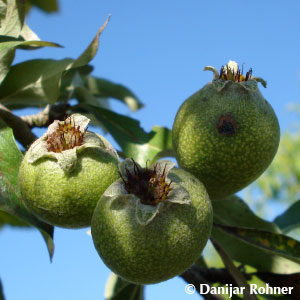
[180,264,254,299]
[0,104,37,149]
[180,266,226,300]
[21,103,71,128]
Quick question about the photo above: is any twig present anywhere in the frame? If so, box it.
[180,266,226,300]
[0,104,37,148]
[21,103,70,128]
[193,265,240,285]
[210,237,257,300]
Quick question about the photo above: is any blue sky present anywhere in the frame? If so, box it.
[1,1,300,300]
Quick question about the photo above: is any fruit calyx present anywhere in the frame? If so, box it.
[26,113,119,172]
[104,159,191,225]
[204,60,267,88]
[47,116,86,153]
[219,63,252,83]
[119,159,173,206]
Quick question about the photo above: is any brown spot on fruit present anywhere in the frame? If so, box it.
[216,115,238,136]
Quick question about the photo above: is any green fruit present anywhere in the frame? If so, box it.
[91,159,213,284]
[18,114,120,228]
[172,61,280,200]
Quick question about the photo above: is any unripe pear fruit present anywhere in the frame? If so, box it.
[172,61,280,200]
[18,114,120,228]
[91,159,213,284]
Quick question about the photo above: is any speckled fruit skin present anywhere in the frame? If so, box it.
[19,147,119,228]
[172,80,280,200]
[91,168,213,284]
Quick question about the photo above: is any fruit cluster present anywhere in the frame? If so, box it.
[18,61,279,284]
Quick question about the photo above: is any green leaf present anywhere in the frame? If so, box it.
[245,132,300,214]
[146,125,173,163]
[214,223,300,265]
[0,58,73,108]
[0,0,25,84]
[70,16,110,69]
[0,1,7,22]
[0,0,25,37]
[76,100,174,166]
[0,38,62,51]
[19,23,40,42]
[0,16,110,108]
[56,17,110,103]
[0,210,30,229]
[212,225,300,274]
[212,195,279,232]
[255,272,300,299]
[105,273,144,300]
[211,238,258,300]
[83,76,143,111]
[0,118,54,260]
[212,195,300,273]
[59,66,94,102]
[274,200,300,233]
[0,16,109,108]
[29,0,58,13]
[0,48,15,84]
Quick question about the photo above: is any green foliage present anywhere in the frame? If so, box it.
[0,118,54,259]
[0,210,30,228]
[274,201,300,233]
[0,37,62,51]
[0,0,25,38]
[0,58,73,108]
[246,132,300,212]
[105,273,144,300]
[212,196,300,274]
[27,0,58,13]
[215,224,300,265]
[0,0,25,84]
[211,238,256,300]
[76,103,173,166]
[82,76,144,111]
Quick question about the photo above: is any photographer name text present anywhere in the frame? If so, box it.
[200,283,293,298]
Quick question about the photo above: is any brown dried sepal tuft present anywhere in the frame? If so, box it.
[47,116,86,153]
[120,160,172,206]
[219,65,252,83]
[217,115,238,136]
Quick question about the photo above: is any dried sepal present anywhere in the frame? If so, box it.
[135,201,162,225]
[26,114,119,172]
[219,60,252,83]
[205,60,266,88]
[108,159,191,225]
[46,114,89,152]
[118,159,175,206]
